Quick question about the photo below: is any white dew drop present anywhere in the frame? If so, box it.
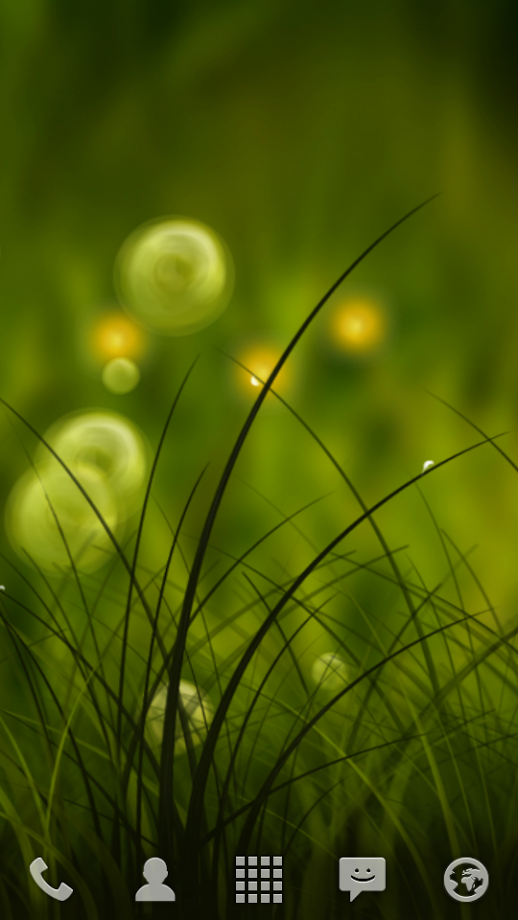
[422,460,435,474]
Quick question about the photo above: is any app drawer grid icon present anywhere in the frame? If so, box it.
[235,856,283,904]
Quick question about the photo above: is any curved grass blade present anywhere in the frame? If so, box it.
[160,195,442,885]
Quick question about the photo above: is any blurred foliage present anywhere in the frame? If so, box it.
[1,0,518,667]
[1,1,518,914]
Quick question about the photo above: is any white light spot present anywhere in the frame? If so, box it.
[250,375,260,387]
[422,460,435,474]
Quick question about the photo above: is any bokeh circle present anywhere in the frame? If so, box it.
[102,357,141,394]
[5,410,149,573]
[311,652,349,691]
[5,462,119,573]
[234,342,294,397]
[114,217,234,336]
[329,297,388,355]
[35,410,149,516]
[147,680,214,754]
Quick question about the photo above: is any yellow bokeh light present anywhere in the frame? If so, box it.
[236,345,292,395]
[92,312,146,361]
[331,298,387,353]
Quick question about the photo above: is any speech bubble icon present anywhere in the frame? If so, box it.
[339,857,386,902]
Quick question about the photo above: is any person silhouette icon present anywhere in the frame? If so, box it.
[135,857,176,901]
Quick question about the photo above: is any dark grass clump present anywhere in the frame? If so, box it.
[0,197,516,920]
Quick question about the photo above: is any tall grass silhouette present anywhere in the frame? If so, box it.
[0,196,515,919]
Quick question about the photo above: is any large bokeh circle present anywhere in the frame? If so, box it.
[114,217,234,336]
[5,410,149,574]
[35,409,149,516]
[5,462,119,574]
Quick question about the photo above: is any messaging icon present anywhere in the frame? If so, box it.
[339,857,386,902]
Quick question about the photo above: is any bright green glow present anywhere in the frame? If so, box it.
[114,217,234,336]
[35,409,148,515]
[102,357,141,394]
[312,652,349,691]
[5,461,119,573]
[147,681,214,754]
[5,410,149,573]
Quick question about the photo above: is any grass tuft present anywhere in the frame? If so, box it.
[0,197,514,919]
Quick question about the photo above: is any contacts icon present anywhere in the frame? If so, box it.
[339,857,386,902]
[135,858,176,901]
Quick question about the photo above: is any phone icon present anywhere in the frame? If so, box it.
[29,857,74,901]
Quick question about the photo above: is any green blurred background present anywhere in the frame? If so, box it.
[1,0,518,627]
[2,3,518,916]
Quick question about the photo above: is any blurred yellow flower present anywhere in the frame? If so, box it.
[235,344,292,395]
[92,312,146,361]
[330,297,387,353]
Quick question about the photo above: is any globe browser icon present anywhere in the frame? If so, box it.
[444,857,489,902]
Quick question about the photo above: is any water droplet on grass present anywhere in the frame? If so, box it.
[235,343,293,396]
